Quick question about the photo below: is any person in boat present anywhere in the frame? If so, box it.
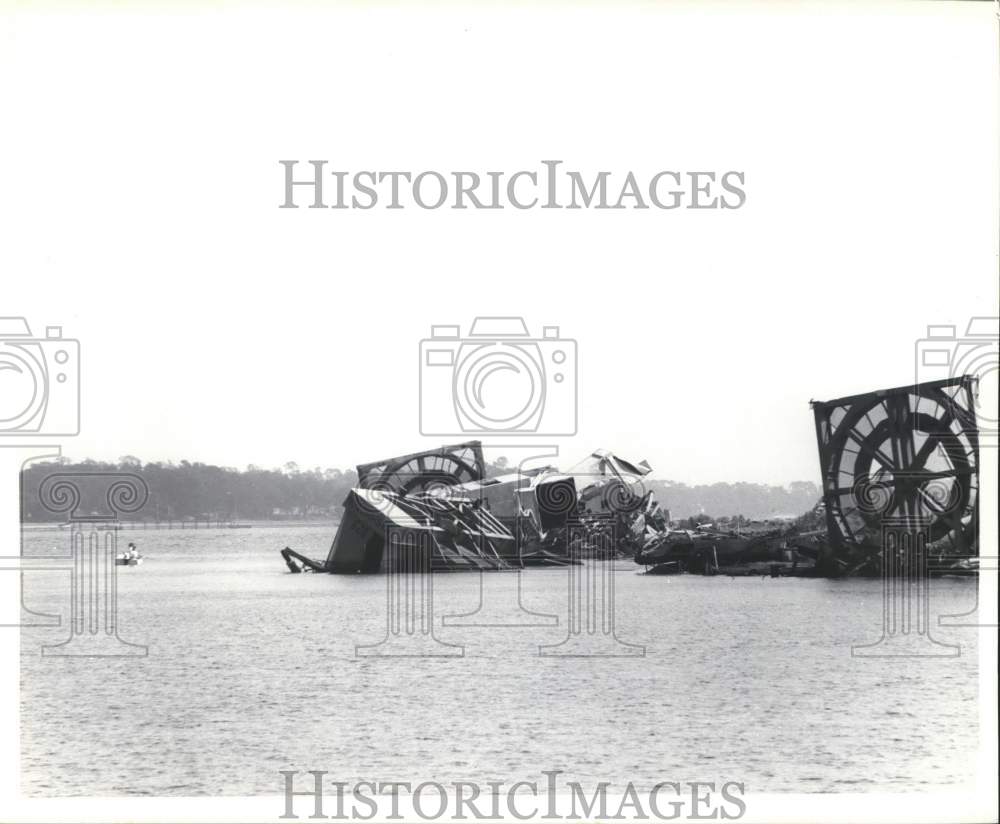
[126,542,138,560]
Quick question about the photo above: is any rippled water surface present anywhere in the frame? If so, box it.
[20,524,981,795]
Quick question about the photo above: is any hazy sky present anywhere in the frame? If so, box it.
[2,3,997,485]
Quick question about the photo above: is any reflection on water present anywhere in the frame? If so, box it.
[19,524,980,796]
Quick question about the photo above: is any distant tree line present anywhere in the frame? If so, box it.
[645,479,821,522]
[20,456,821,524]
[21,457,359,523]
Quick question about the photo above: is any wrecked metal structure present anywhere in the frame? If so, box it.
[811,375,980,576]
[634,375,982,578]
[280,375,982,578]
[557,449,665,559]
[634,522,828,577]
[281,441,585,573]
[355,441,485,494]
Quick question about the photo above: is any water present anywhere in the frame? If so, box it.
[19,524,981,796]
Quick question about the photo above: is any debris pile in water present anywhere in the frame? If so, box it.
[281,442,662,574]
[280,375,981,577]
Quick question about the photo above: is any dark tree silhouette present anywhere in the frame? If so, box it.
[20,458,359,523]
[20,457,820,524]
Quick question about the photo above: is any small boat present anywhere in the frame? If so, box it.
[115,554,144,567]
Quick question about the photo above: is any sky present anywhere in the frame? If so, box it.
[1,2,997,486]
